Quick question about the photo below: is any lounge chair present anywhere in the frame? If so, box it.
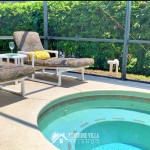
[0,66,34,96]
[13,31,94,86]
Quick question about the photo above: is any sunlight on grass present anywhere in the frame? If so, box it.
[85,69,150,82]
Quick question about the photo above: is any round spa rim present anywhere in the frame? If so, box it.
[37,90,150,150]
[37,90,150,119]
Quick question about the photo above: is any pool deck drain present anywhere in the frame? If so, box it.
[0,72,150,150]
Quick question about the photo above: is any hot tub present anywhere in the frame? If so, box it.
[38,91,150,150]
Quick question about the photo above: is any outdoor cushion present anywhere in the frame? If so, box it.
[29,51,50,60]
[24,57,94,68]
[0,66,34,82]
[13,31,45,52]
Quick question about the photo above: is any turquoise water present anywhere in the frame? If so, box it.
[38,91,150,150]
[93,143,141,150]
[41,109,150,150]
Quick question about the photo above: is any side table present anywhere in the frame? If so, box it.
[0,53,27,66]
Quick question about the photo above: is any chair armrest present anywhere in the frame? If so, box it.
[44,50,58,58]
[18,51,34,55]
[18,51,35,68]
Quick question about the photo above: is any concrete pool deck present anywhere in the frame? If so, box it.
[0,72,150,150]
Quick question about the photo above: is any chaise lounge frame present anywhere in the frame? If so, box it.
[18,50,86,86]
[14,31,93,86]
[0,77,26,96]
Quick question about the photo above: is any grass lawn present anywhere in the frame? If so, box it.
[84,69,150,82]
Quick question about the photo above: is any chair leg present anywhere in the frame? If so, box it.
[27,72,58,86]
[15,80,19,85]
[57,69,62,86]
[42,69,45,73]
[56,68,59,75]
[32,74,35,79]
[28,67,86,86]
[0,78,26,96]
[81,68,85,81]
[21,78,25,96]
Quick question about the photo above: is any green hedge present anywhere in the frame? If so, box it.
[0,1,149,76]
[0,1,43,53]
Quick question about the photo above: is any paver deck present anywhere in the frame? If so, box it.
[0,72,150,150]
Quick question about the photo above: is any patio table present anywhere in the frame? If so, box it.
[0,53,27,66]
